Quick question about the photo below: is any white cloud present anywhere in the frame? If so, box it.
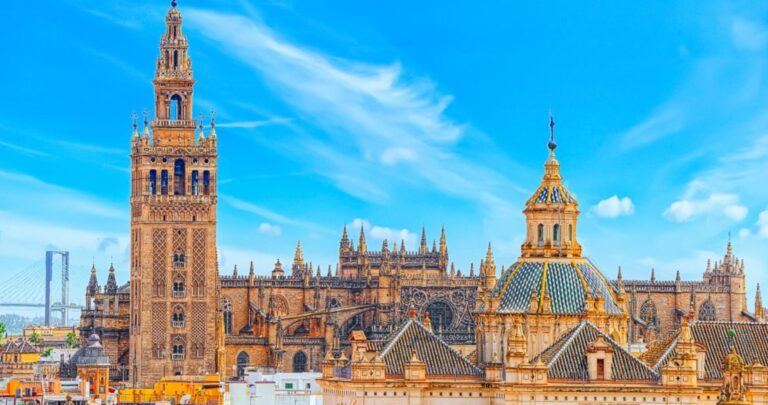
[592,195,635,218]
[663,192,748,223]
[184,8,521,219]
[216,118,292,129]
[758,209,768,237]
[257,222,282,236]
[739,228,752,238]
[349,218,418,248]
[731,18,768,51]
[380,147,418,166]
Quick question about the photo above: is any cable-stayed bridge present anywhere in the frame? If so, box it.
[0,251,83,326]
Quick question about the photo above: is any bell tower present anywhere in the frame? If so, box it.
[129,1,220,387]
[520,116,582,258]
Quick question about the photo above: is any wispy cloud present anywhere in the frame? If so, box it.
[216,117,293,129]
[258,222,282,236]
[78,6,142,30]
[185,8,522,218]
[84,48,147,82]
[0,140,51,157]
[0,170,126,220]
[55,140,126,155]
[222,194,326,232]
[663,184,748,223]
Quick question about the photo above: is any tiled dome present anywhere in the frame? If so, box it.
[491,259,622,315]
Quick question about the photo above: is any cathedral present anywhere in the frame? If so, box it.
[79,3,767,401]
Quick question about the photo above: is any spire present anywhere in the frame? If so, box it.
[439,225,448,257]
[87,264,100,296]
[650,267,656,282]
[209,110,217,138]
[675,270,681,282]
[105,262,118,294]
[340,225,350,251]
[485,242,495,269]
[272,259,284,277]
[327,265,332,278]
[431,240,437,253]
[358,225,366,253]
[292,241,304,274]
[132,112,139,138]
[420,226,427,254]
[232,264,238,277]
[548,112,557,153]
[141,109,150,137]
[756,284,765,321]
[382,239,389,253]
[617,266,624,293]
[400,239,406,255]
[469,262,475,278]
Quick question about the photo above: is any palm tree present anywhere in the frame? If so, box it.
[28,331,42,345]
[65,331,79,349]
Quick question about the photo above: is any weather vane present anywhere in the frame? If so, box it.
[548,111,557,152]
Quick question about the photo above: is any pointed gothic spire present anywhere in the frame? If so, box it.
[400,239,406,255]
[87,264,100,296]
[757,283,763,308]
[439,225,447,257]
[232,264,238,277]
[105,262,118,294]
[382,239,389,253]
[617,266,624,293]
[141,109,150,137]
[420,226,427,254]
[358,225,366,253]
[431,240,437,253]
[327,265,332,278]
[293,241,304,270]
[208,110,217,138]
[450,262,456,278]
[650,267,656,282]
[340,225,350,250]
[132,112,139,138]
[469,262,475,278]
[485,242,495,269]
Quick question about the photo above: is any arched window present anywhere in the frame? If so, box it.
[203,170,211,195]
[639,299,658,327]
[169,94,182,120]
[292,351,307,372]
[426,301,454,331]
[537,224,544,243]
[173,50,179,69]
[553,224,560,242]
[191,170,199,195]
[149,170,157,195]
[698,300,717,321]
[161,170,169,195]
[568,224,573,241]
[172,341,185,361]
[173,159,185,195]
[172,275,185,298]
[172,306,185,328]
[222,298,233,335]
[236,352,250,377]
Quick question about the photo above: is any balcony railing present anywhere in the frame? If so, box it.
[171,353,185,361]
[152,119,197,128]
[172,290,186,298]
[172,320,185,328]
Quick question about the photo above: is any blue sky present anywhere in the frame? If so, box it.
[1,0,767,313]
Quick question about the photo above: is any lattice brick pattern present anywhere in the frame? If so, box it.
[192,229,206,296]
[151,303,167,355]
[191,302,206,358]
[153,229,167,297]
[173,228,187,257]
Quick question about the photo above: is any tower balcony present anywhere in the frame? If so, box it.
[152,119,197,129]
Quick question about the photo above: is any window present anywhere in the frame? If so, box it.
[553,224,560,242]
[172,306,185,328]
[568,224,573,241]
[222,298,233,334]
[698,300,717,321]
[537,224,544,243]
[292,351,307,372]
[203,170,210,195]
[173,159,185,195]
[236,352,249,378]
[149,170,157,195]
[161,170,169,195]
[426,301,454,331]
[191,170,199,195]
[596,358,605,379]
[172,279,185,298]
[172,343,185,360]
[169,94,182,120]
[173,50,179,69]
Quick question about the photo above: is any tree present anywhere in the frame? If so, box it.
[28,331,41,345]
[65,331,79,349]
[42,347,53,357]
[0,321,5,339]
